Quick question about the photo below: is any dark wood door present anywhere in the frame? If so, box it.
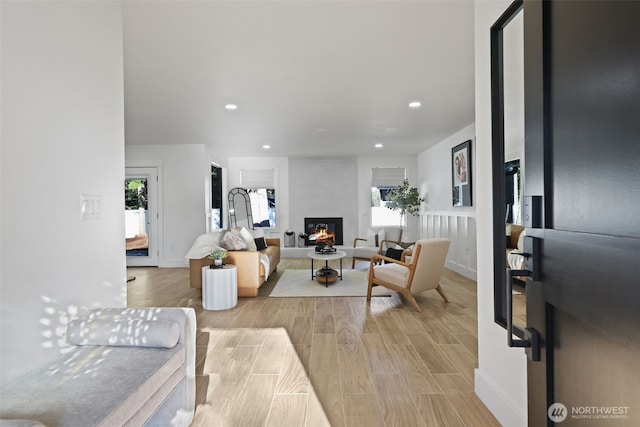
[524,1,640,425]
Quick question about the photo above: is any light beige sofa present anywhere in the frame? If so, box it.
[189,238,280,297]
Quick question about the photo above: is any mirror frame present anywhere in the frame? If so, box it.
[228,187,254,229]
[491,0,524,335]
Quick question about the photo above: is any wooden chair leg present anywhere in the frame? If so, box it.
[401,289,423,313]
[352,258,356,269]
[436,285,449,303]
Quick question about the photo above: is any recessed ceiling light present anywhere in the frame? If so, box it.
[224,104,238,110]
[262,145,271,149]
[374,143,383,149]
[408,101,422,108]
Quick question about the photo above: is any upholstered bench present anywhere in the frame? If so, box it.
[0,307,196,427]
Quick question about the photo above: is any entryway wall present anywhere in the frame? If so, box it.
[418,124,477,280]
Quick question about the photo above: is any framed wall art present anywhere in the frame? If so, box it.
[452,140,472,206]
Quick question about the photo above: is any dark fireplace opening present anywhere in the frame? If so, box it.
[304,217,343,246]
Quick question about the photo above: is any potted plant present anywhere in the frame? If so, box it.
[385,179,424,227]
[208,248,228,268]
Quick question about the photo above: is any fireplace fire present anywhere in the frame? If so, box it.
[304,217,343,246]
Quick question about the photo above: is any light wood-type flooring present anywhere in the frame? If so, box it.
[127,258,501,427]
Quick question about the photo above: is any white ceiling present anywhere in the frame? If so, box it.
[123,1,475,158]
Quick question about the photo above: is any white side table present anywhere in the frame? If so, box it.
[202,265,238,310]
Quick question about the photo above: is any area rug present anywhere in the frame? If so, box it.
[269,268,391,298]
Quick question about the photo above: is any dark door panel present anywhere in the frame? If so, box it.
[519,1,640,425]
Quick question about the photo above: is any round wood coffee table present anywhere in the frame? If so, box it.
[307,250,346,287]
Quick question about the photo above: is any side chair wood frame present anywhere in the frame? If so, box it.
[366,242,449,312]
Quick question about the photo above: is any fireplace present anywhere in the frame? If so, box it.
[304,217,343,246]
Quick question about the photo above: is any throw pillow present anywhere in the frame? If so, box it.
[385,247,404,263]
[365,229,377,247]
[67,319,180,348]
[254,237,268,251]
[250,227,265,239]
[238,227,258,251]
[377,229,386,248]
[220,230,248,251]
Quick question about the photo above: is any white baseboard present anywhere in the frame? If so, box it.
[475,368,527,427]
[160,258,189,268]
[445,260,477,281]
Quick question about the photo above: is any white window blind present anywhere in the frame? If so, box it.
[371,167,405,187]
[240,169,275,188]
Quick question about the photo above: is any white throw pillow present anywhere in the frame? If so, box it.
[365,229,377,247]
[377,229,386,247]
[238,227,258,251]
[67,319,180,348]
[250,228,265,239]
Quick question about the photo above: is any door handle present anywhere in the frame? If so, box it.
[505,235,542,361]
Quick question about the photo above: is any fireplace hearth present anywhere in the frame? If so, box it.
[304,217,344,246]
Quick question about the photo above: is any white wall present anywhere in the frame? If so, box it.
[0,1,126,384]
[126,145,208,267]
[474,1,527,426]
[417,125,477,279]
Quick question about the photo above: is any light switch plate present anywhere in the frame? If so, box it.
[81,194,103,220]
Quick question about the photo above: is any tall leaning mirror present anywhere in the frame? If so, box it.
[491,0,526,335]
[228,187,253,229]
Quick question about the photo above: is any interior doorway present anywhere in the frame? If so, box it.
[125,167,159,266]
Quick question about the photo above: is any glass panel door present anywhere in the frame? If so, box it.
[125,167,158,266]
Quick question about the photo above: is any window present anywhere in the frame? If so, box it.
[211,164,223,229]
[248,188,275,227]
[371,167,405,227]
[241,169,276,227]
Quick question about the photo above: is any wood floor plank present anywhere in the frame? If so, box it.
[267,394,308,427]
[337,342,375,394]
[307,386,333,427]
[371,374,426,427]
[310,374,346,427]
[452,333,478,358]
[446,392,502,427]
[276,342,310,394]
[289,315,314,345]
[433,373,474,394]
[389,344,443,395]
[309,333,338,375]
[251,333,290,375]
[438,344,478,386]
[376,315,410,345]
[418,315,461,344]
[407,333,458,374]
[413,393,465,427]
[229,374,279,426]
[335,314,363,346]
[362,333,401,375]
[342,394,385,427]
[389,306,428,334]
[217,344,262,387]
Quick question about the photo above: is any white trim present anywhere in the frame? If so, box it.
[475,368,527,427]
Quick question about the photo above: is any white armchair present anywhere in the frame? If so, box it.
[367,238,451,312]
[352,227,403,268]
